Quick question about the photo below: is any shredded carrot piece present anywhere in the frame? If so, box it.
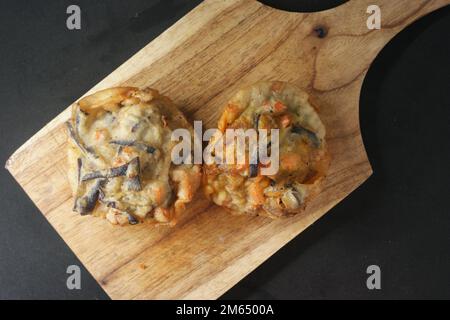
[279,114,291,128]
[122,146,134,156]
[274,101,287,113]
[94,130,103,141]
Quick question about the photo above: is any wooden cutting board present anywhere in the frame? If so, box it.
[6,0,449,299]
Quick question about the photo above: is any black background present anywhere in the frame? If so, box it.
[0,0,449,299]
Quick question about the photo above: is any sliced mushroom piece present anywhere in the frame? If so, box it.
[73,158,85,210]
[81,161,129,181]
[98,189,117,209]
[102,200,117,209]
[124,157,142,191]
[76,158,83,183]
[66,121,86,153]
[110,140,156,154]
[81,170,104,181]
[74,178,107,215]
[281,186,305,210]
[81,157,142,191]
[125,176,141,191]
[75,108,88,128]
[291,124,320,147]
[281,189,300,210]
[127,213,139,225]
[66,121,100,160]
[131,121,141,133]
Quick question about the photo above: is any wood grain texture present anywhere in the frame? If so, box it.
[5,0,449,299]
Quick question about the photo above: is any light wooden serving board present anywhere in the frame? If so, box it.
[6,0,449,299]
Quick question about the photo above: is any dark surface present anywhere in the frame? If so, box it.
[0,0,449,300]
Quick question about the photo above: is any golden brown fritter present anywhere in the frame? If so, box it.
[67,87,201,226]
[203,81,330,218]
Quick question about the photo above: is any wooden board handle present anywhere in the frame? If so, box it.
[289,0,450,92]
